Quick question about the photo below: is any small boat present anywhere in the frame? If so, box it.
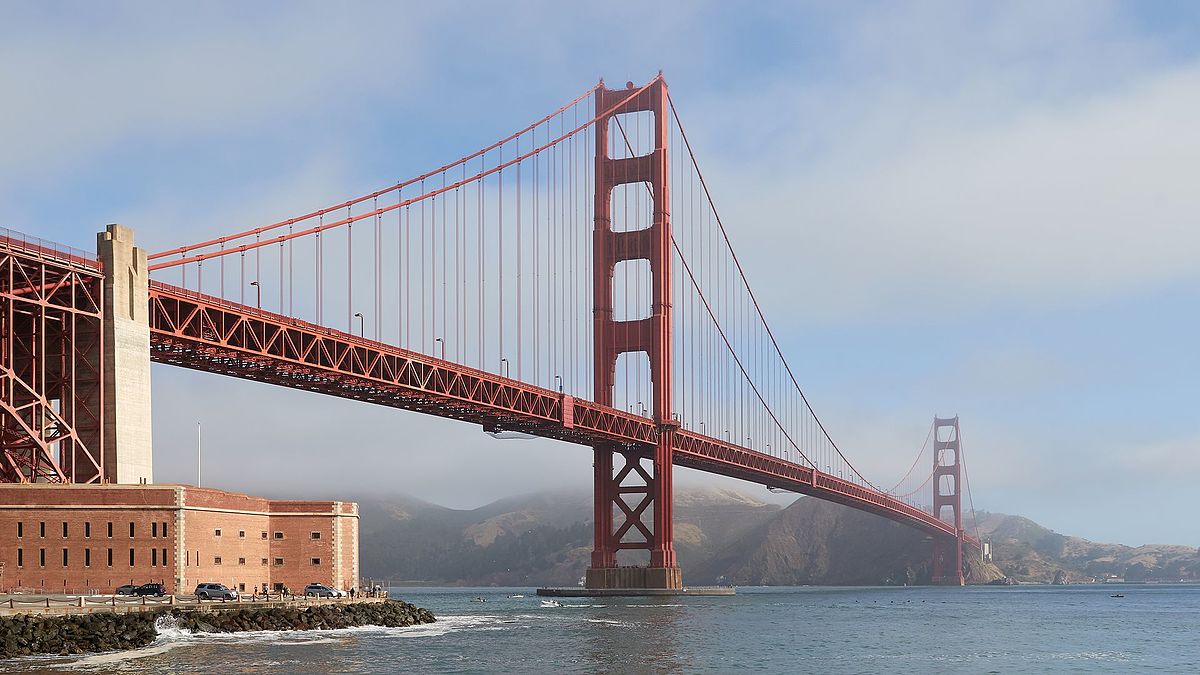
[471,597,487,603]
[540,599,562,608]
[508,594,525,598]
[1110,594,1125,598]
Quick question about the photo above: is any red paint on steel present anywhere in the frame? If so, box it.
[0,238,105,484]
[931,416,967,585]
[588,76,680,577]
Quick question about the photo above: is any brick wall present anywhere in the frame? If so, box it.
[0,485,358,595]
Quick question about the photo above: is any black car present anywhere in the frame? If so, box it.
[132,583,166,597]
[114,584,138,596]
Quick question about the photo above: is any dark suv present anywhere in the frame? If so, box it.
[132,583,166,597]
[194,583,238,600]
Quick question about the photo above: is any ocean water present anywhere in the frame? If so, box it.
[6,584,1199,673]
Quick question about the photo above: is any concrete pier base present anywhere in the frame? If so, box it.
[585,566,682,591]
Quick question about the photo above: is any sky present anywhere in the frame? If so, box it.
[3,1,1199,546]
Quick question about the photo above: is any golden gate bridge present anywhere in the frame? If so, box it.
[0,75,980,589]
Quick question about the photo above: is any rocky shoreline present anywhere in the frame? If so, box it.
[0,599,435,658]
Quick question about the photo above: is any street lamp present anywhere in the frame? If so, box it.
[353,312,364,337]
[434,337,445,359]
[499,358,509,378]
[554,375,562,393]
[249,281,261,309]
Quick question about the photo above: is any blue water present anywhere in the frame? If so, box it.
[9,584,1200,673]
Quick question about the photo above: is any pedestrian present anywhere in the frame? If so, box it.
[350,587,356,599]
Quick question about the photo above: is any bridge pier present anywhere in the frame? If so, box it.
[97,225,153,484]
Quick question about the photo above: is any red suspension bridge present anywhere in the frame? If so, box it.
[0,75,980,588]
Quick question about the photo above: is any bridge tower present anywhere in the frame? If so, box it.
[586,76,682,591]
[931,416,965,585]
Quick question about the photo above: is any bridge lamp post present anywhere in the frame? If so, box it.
[353,312,364,337]
[499,358,509,378]
[434,337,445,360]
[249,281,261,309]
[554,375,562,393]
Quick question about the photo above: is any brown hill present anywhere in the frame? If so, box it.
[353,488,1197,586]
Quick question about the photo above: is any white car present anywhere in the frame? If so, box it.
[303,583,345,598]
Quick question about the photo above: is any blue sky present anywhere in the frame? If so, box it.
[3,1,1199,546]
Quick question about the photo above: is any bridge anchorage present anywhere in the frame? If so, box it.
[0,74,982,594]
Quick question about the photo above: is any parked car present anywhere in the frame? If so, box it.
[132,583,166,597]
[114,584,138,596]
[194,583,238,600]
[303,583,345,598]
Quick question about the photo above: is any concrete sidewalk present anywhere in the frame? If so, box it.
[0,593,389,616]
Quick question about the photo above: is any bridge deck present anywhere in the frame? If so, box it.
[148,281,971,545]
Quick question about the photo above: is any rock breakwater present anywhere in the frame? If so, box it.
[0,600,435,658]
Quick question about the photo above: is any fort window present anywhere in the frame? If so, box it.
[107,522,113,538]
[39,548,45,567]
[62,548,68,567]
[310,558,321,566]
[162,548,167,565]
[152,548,158,566]
[16,522,22,538]
[239,530,246,538]
[85,522,91,538]
[107,548,113,567]
[311,532,321,540]
[273,532,283,540]
[129,548,135,566]
[238,557,246,565]
[39,522,45,538]
[152,522,158,537]
[273,557,283,566]
[261,558,268,566]
[214,528,221,537]
[62,522,68,538]
[16,548,22,567]
[162,522,168,538]
[214,556,222,565]
[85,548,91,568]
[261,531,268,539]
[129,522,135,538]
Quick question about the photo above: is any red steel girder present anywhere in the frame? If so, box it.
[147,280,975,548]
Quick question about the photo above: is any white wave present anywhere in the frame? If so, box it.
[623,604,683,608]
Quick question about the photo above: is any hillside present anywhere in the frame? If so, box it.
[353,488,1199,586]
[358,487,782,586]
[975,511,1200,583]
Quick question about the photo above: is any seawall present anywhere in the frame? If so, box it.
[0,599,435,658]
